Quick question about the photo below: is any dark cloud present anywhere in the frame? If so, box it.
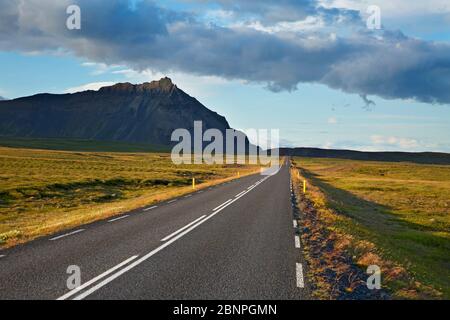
[0,0,449,104]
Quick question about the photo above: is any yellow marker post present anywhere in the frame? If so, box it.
[192,178,196,190]
[303,180,306,194]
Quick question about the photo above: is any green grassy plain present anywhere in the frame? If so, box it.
[0,136,170,153]
[293,157,450,298]
[0,146,259,247]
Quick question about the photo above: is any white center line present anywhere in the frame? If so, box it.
[235,190,247,198]
[143,206,158,211]
[213,199,233,211]
[50,229,85,241]
[57,255,139,300]
[161,215,208,242]
[293,220,298,228]
[295,236,301,249]
[296,263,305,288]
[108,215,130,223]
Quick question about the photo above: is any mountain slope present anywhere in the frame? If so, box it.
[0,78,230,146]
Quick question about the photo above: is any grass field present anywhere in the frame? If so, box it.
[0,146,259,248]
[293,157,450,299]
[0,136,170,153]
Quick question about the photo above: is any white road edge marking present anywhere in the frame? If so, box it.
[296,263,305,288]
[143,206,158,211]
[66,170,277,300]
[108,215,130,223]
[57,255,139,300]
[167,199,177,204]
[295,236,301,249]
[50,229,85,241]
[213,199,233,211]
[293,220,297,228]
[160,215,207,242]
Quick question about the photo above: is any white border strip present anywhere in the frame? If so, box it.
[108,215,130,223]
[296,263,305,288]
[50,229,85,241]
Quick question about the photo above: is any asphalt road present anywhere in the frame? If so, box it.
[0,160,309,300]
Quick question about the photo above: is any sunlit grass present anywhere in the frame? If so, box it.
[293,157,450,299]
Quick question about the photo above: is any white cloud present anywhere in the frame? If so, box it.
[81,62,122,76]
[322,141,334,149]
[239,16,325,33]
[64,82,116,93]
[371,135,419,149]
[327,117,338,124]
[321,0,450,17]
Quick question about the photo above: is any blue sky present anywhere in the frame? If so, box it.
[0,0,449,152]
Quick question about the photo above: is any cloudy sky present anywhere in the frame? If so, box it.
[1,0,449,151]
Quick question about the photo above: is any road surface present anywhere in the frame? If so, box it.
[0,161,309,300]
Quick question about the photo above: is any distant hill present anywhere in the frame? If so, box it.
[0,96,6,101]
[280,147,450,165]
[0,78,233,146]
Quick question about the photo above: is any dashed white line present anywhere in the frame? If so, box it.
[0,255,5,258]
[184,195,192,198]
[160,215,208,242]
[295,236,301,249]
[50,229,85,241]
[167,199,177,204]
[197,191,204,193]
[296,263,305,288]
[143,205,158,211]
[108,215,130,223]
[293,220,298,228]
[57,255,139,300]
[213,199,233,211]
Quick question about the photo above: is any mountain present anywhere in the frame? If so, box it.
[0,78,232,146]
[279,147,450,165]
